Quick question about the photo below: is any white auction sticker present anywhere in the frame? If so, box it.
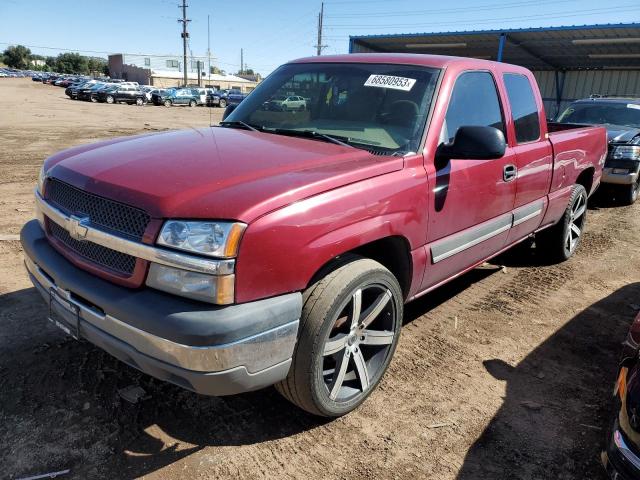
[364,74,416,91]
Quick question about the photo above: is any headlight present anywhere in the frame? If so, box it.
[37,164,46,194]
[613,146,640,161]
[157,220,246,258]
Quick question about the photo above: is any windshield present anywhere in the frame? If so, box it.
[225,62,440,154]
[557,102,640,128]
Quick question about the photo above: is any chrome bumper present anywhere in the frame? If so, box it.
[602,168,639,186]
[25,254,299,374]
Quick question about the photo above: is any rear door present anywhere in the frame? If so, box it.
[422,70,517,290]
[502,73,552,242]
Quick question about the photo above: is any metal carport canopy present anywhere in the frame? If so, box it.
[349,23,640,70]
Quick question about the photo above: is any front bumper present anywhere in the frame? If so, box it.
[21,220,301,396]
[604,424,640,479]
[602,168,639,186]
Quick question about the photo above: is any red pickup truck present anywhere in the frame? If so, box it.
[21,54,606,417]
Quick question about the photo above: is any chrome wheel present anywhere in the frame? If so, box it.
[322,284,397,402]
[566,190,587,254]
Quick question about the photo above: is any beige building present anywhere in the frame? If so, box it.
[108,53,260,92]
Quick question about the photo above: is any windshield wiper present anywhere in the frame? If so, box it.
[262,128,359,149]
[218,120,260,132]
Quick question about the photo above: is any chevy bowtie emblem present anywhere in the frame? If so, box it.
[67,215,90,240]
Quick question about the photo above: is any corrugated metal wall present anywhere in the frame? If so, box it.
[350,41,640,119]
[534,69,640,119]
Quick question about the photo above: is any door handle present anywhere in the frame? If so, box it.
[503,164,517,182]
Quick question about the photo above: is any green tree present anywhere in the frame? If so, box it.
[45,56,57,70]
[54,52,89,74]
[2,45,32,69]
[87,57,108,76]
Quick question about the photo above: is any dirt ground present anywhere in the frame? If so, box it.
[1,78,639,480]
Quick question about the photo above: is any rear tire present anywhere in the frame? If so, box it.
[135,97,144,106]
[164,99,172,107]
[106,95,114,104]
[536,184,588,262]
[219,98,227,108]
[275,256,403,417]
[189,99,196,107]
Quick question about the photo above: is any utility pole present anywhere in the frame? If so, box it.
[316,2,325,56]
[178,0,190,86]
[240,48,243,75]
[207,15,211,85]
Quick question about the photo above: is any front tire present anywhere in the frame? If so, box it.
[621,178,640,205]
[189,99,196,107]
[135,97,144,106]
[276,256,403,417]
[536,184,588,262]
[106,95,114,104]
[218,98,227,108]
[164,99,172,107]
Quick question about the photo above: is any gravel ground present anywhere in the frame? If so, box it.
[1,78,639,480]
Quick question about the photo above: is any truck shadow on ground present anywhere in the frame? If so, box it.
[455,283,640,480]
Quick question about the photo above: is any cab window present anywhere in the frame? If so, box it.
[503,73,541,143]
[442,71,504,144]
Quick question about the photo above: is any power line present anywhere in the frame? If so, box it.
[325,0,584,17]
[324,5,640,29]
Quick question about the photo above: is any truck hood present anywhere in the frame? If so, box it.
[605,125,640,144]
[45,127,403,222]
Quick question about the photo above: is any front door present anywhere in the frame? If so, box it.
[422,70,517,290]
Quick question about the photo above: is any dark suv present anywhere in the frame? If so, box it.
[557,96,640,204]
[96,85,146,105]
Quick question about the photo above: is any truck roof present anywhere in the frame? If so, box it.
[289,53,532,74]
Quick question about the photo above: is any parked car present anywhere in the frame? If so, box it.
[263,94,307,111]
[22,54,606,417]
[208,89,247,108]
[76,83,114,102]
[96,85,146,105]
[160,88,203,107]
[65,80,95,99]
[603,308,640,479]
[557,97,640,204]
[151,89,172,105]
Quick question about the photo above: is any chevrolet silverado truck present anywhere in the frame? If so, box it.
[21,54,606,417]
[557,96,640,205]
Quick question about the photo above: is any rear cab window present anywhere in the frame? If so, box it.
[503,73,541,143]
[441,71,505,145]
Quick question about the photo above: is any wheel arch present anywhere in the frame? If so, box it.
[576,167,595,196]
[306,235,413,300]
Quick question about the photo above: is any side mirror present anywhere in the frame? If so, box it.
[222,104,238,120]
[436,126,506,160]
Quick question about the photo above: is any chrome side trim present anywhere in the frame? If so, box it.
[512,200,544,227]
[25,255,299,373]
[35,190,234,275]
[614,430,640,471]
[430,213,512,264]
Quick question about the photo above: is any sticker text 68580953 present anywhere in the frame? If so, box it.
[364,74,417,92]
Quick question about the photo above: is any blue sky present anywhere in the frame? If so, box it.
[1,0,639,75]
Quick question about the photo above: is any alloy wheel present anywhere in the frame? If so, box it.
[321,284,397,402]
[566,190,587,254]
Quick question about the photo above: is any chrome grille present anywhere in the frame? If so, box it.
[49,222,137,275]
[46,178,150,240]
